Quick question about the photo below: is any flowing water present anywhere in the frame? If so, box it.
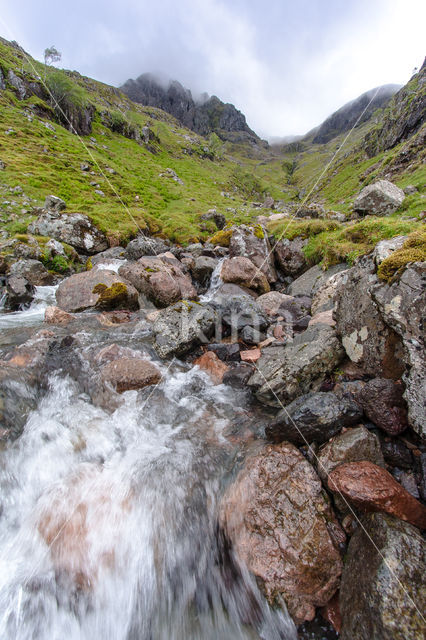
[0,284,299,640]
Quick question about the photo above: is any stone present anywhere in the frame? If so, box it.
[7,70,27,99]
[100,358,161,392]
[4,275,35,310]
[334,256,405,378]
[308,310,335,327]
[256,291,291,317]
[320,592,341,634]
[212,292,269,335]
[46,238,67,258]
[353,179,405,216]
[356,378,408,435]
[328,461,426,529]
[248,324,344,407]
[28,211,108,255]
[373,236,407,265]
[340,513,426,640]
[267,392,362,445]
[200,209,226,229]
[124,235,168,259]
[221,256,270,294]
[240,348,261,363]
[222,363,253,388]
[56,269,139,313]
[381,439,413,469]
[44,306,74,326]
[371,263,426,438]
[89,247,126,266]
[274,237,307,276]
[288,263,347,297]
[214,282,258,299]
[153,301,218,358]
[96,310,133,326]
[190,255,218,287]
[311,269,349,315]
[44,195,66,212]
[316,426,384,507]
[193,351,229,384]
[119,257,197,308]
[206,342,240,362]
[229,225,277,283]
[8,259,54,286]
[220,443,344,623]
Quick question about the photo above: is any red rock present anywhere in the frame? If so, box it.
[309,310,335,327]
[193,351,229,384]
[221,256,270,294]
[100,357,162,393]
[320,591,342,633]
[356,378,408,435]
[45,305,73,326]
[240,348,261,363]
[97,310,133,326]
[328,461,426,529]
[220,443,344,623]
[273,324,285,340]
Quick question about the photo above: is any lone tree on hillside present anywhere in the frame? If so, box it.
[43,46,61,80]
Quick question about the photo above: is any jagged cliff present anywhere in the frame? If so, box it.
[120,73,262,144]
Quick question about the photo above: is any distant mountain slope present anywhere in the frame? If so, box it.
[311,84,400,144]
[120,73,262,145]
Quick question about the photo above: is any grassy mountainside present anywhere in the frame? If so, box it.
[0,37,424,267]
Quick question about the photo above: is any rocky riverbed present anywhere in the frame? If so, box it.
[0,197,425,639]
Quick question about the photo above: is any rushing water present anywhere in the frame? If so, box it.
[0,285,298,639]
[0,286,58,329]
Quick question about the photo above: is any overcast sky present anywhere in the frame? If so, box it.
[1,0,424,139]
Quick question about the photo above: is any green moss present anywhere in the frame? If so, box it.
[253,224,265,239]
[86,257,93,270]
[93,282,129,308]
[209,228,233,246]
[377,229,426,282]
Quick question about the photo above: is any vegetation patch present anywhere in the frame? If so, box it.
[377,229,426,282]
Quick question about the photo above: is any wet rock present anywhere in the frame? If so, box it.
[248,324,344,407]
[381,438,413,469]
[371,263,425,438]
[221,256,270,294]
[124,235,168,260]
[96,310,133,326]
[222,362,253,388]
[320,592,341,635]
[220,442,344,623]
[334,256,405,378]
[193,351,229,384]
[206,342,240,362]
[119,257,197,308]
[288,263,347,298]
[229,225,277,283]
[328,461,426,529]
[56,269,139,313]
[100,358,161,392]
[153,301,218,358]
[213,293,269,336]
[8,259,54,286]
[267,392,362,445]
[317,426,384,483]
[44,306,74,326]
[356,378,408,435]
[89,247,126,266]
[44,194,66,212]
[353,179,405,216]
[214,282,258,299]
[4,275,35,310]
[419,453,426,502]
[190,256,218,288]
[274,237,307,277]
[340,513,426,640]
[28,210,108,255]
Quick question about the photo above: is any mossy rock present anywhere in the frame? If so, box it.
[377,229,426,282]
[93,282,131,309]
[209,228,233,247]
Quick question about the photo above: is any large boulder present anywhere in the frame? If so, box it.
[248,324,344,407]
[340,513,425,639]
[288,263,348,297]
[124,235,168,260]
[220,442,344,623]
[56,269,139,312]
[8,259,54,286]
[229,224,277,283]
[266,391,362,444]
[334,256,405,378]
[212,292,269,336]
[4,275,35,310]
[353,179,405,216]
[119,257,197,308]
[221,256,270,294]
[28,210,108,254]
[100,357,161,392]
[152,301,218,358]
[274,237,307,277]
[356,378,409,435]
[371,263,426,438]
[311,268,349,315]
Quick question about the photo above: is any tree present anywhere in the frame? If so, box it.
[44,46,61,67]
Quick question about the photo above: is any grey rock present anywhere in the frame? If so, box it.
[206,342,240,362]
[56,269,139,313]
[44,195,66,212]
[356,378,408,436]
[267,392,362,444]
[200,209,226,229]
[7,70,27,99]
[229,225,277,283]
[153,301,218,358]
[288,263,347,297]
[190,256,218,287]
[373,236,407,265]
[46,238,66,257]
[28,211,108,255]
[125,235,168,260]
[222,363,253,388]
[340,513,425,640]
[274,237,307,277]
[311,268,349,315]
[381,439,413,470]
[89,247,126,266]
[5,275,35,310]
[9,259,54,286]
[212,293,269,335]
[354,179,405,216]
[248,324,345,407]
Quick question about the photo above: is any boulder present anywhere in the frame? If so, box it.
[222,363,253,388]
[248,324,344,407]
[274,237,307,277]
[124,235,168,260]
[44,306,74,326]
[44,195,66,212]
[206,342,240,362]
[373,236,407,265]
[56,269,139,313]
[316,426,384,485]
[221,256,270,294]
[334,256,405,378]
[8,259,54,286]
[28,211,108,254]
[100,358,161,392]
[90,247,126,266]
[119,257,197,308]
[328,461,426,529]
[229,225,277,283]
[153,301,218,358]
[4,275,35,310]
[200,209,226,229]
[311,269,349,315]
[371,263,426,438]
[288,263,348,297]
[340,513,426,640]
[256,291,290,317]
[266,392,362,444]
[353,180,405,216]
[190,255,218,287]
[356,378,408,435]
[212,293,269,336]
[220,442,344,623]
[193,351,229,384]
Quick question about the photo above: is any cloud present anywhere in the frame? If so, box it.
[0,0,425,139]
